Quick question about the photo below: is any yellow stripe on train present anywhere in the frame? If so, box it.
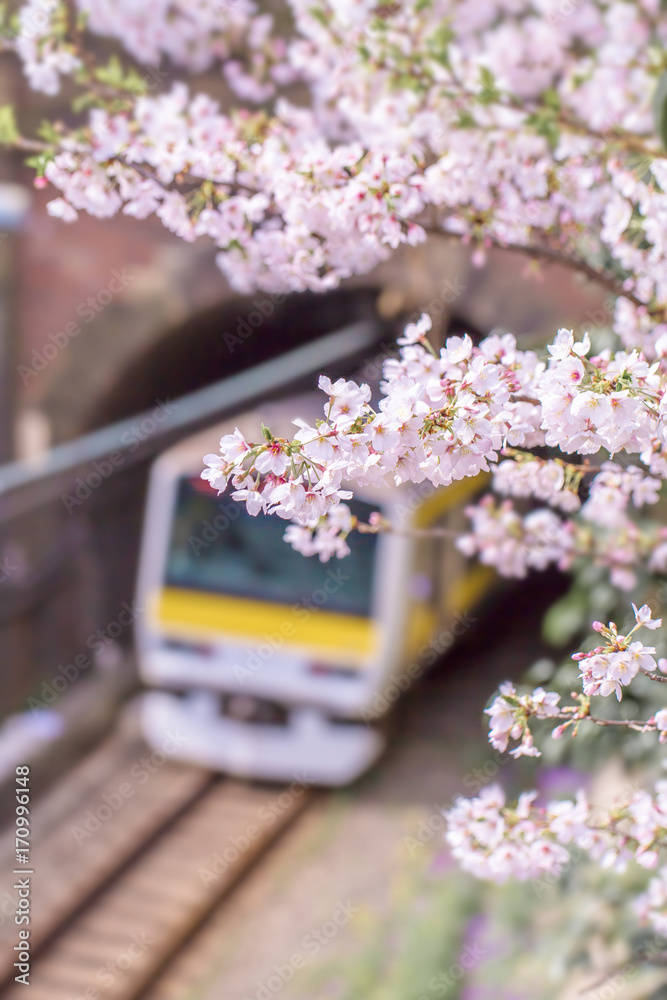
[412,472,491,528]
[153,587,378,663]
[446,565,496,616]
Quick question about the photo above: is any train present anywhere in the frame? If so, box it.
[135,385,493,786]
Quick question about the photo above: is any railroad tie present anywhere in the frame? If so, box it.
[2,779,310,999]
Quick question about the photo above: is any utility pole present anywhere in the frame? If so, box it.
[0,183,30,464]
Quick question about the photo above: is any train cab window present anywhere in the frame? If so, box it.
[164,477,379,617]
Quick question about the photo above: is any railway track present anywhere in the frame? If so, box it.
[0,714,312,999]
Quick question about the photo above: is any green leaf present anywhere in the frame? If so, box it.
[429,48,451,69]
[25,152,54,177]
[36,119,61,144]
[72,92,103,113]
[653,70,667,148]
[456,109,476,128]
[526,110,560,150]
[478,66,500,104]
[0,104,19,145]
[543,87,561,111]
[369,14,390,31]
[426,22,453,68]
[428,22,454,48]
[396,73,423,92]
[94,55,126,89]
[122,68,149,95]
[538,119,560,150]
[308,6,328,27]
[6,10,20,38]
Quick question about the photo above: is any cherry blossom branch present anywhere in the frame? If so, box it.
[588,717,658,727]
[10,0,667,959]
[446,779,667,888]
[422,226,645,310]
[484,606,667,761]
[640,668,667,685]
[356,521,461,540]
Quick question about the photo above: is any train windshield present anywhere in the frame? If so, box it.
[164,477,380,617]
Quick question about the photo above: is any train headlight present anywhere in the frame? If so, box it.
[307,662,361,678]
[163,638,214,657]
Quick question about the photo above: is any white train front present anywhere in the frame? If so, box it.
[135,392,491,786]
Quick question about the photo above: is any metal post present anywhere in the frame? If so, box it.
[0,184,30,464]
[0,318,384,521]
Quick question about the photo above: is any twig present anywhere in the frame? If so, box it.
[640,667,667,684]
[422,225,643,308]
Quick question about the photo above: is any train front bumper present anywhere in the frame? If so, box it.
[140,691,385,787]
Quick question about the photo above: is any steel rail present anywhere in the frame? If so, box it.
[0,320,384,522]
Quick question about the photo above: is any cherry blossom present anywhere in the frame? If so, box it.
[9,0,667,953]
[485,682,561,758]
[456,497,570,579]
[447,607,667,935]
[491,456,582,512]
[200,328,546,541]
[196,309,667,582]
[4,0,667,320]
[447,781,667,887]
[637,869,667,935]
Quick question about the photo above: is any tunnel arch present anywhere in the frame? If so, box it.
[84,286,394,431]
[81,285,408,634]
